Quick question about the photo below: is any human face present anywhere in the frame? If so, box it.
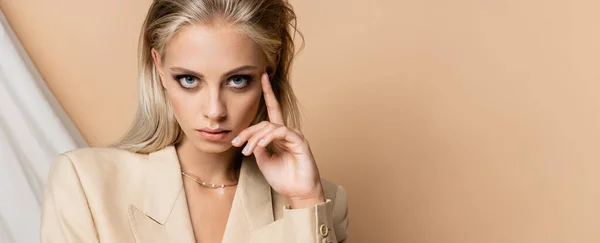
[153,24,266,153]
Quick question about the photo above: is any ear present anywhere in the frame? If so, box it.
[151,48,167,89]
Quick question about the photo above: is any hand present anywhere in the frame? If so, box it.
[231,73,325,208]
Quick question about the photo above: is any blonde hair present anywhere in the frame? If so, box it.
[113,0,303,153]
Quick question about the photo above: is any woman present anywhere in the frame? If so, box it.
[40,0,348,242]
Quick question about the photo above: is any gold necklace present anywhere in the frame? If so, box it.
[181,171,238,189]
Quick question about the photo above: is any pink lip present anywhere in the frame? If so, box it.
[196,128,231,141]
[198,127,229,133]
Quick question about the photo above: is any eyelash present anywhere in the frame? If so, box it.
[227,75,253,89]
[172,74,254,90]
[174,75,198,89]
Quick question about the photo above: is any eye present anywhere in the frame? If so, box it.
[175,75,198,89]
[227,75,252,89]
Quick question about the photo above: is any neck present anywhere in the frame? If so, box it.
[175,137,241,184]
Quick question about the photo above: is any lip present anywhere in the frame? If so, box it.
[198,127,230,133]
[196,128,231,141]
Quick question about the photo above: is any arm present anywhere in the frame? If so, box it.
[282,185,349,243]
[41,154,99,243]
[233,74,349,242]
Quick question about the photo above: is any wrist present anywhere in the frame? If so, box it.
[287,186,325,209]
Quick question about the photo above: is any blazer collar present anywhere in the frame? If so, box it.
[143,145,183,224]
[235,152,275,230]
[129,145,276,242]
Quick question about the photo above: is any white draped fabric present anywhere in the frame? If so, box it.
[0,11,87,243]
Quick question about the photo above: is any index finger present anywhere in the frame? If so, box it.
[261,73,285,125]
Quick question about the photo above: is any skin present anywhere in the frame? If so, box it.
[152,23,324,243]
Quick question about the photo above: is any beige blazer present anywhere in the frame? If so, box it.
[41,145,348,243]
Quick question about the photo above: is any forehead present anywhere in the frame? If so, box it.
[162,24,265,71]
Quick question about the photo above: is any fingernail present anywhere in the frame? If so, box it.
[232,137,240,144]
[242,145,249,154]
[258,139,266,146]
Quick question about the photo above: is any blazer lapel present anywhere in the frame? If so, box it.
[222,155,278,243]
[127,145,195,243]
[126,146,280,243]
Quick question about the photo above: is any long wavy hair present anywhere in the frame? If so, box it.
[112,0,303,153]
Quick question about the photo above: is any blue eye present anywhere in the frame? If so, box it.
[175,75,198,88]
[227,75,252,89]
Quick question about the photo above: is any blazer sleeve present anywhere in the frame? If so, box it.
[282,185,349,243]
[41,154,99,243]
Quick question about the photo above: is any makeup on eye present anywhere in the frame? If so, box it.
[171,73,256,90]
[226,74,254,89]
[173,74,199,89]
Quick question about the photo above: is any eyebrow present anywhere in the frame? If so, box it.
[169,65,259,79]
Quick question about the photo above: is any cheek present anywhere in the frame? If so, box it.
[229,91,262,126]
[166,89,194,126]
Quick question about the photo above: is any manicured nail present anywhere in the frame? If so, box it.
[242,145,249,154]
[258,139,266,146]
[232,136,240,144]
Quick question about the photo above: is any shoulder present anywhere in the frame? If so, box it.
[48,146,149,192]
[43,147,151,238]
[60,146,147,165]
[46,147,150,207]
[54,146,148,173]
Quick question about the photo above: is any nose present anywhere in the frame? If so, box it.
[201,88,227,122]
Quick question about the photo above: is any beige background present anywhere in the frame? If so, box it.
[2,0,600,242]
